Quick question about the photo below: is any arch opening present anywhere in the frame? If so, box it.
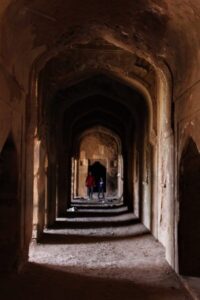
[27,37,176,275]
[71,126,123,206]
[38,74,153,226]
[31,45,173,263]
[0,133,19,271]
[2,0,200,286]
[178,138,200,276]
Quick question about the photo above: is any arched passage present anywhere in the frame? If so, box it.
[3,1,200,296]
[36,73,155,233]
[71,126,123,201]
[90,162,106,193]
[32,66,161,234]
[0,133,19,271]
[178,138,200,276]
[31,35,173,264]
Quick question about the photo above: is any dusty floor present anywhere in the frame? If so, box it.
[181,277,200,299]
[71,195,124,208]
[1,224,192,300]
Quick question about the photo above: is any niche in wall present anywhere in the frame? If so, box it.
[0,133,19,271]
[178,138,200,276]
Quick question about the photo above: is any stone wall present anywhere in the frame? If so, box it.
[1,0,200,274]
[175,81,200,273]
[75,131,119,198]
[0,68,23,271]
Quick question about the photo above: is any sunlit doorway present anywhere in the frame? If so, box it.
[71,126,123,206]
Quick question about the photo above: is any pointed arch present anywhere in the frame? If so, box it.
[178,137,200,276]
[0,131,19,271]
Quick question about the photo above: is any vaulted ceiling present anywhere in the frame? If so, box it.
[0,0,200,100]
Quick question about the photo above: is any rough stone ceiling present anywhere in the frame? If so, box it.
[1,0,200,97]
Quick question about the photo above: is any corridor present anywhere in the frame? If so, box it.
[1,224,192,300]
[1,1,200,299]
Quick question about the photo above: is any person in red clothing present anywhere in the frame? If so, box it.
[85,171,95,199]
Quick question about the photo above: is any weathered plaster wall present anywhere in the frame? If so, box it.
[1,0,200,94]
[0,0,200,273]
[176,83,200,153]
[77,132,119,197]
[0,68,24,271]
[0,65,23,152]
[174,81,200,272]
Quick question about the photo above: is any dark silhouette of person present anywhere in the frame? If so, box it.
[98,177,105,200]
[85,172,95,199]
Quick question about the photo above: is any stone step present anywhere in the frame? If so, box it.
[49,213,139,229]
[65,205,129,218]
[71,197,123,208]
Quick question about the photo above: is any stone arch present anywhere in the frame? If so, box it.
[29,34,172,143]
[89,162,107,193]
[58,85,146,214]
[33,68,169,229]
[178,137,200,276]
[27,32,174,263]
[73,126,122,158]
[71,126,122,200]
[0,132,19,272]
[32,138,48,240]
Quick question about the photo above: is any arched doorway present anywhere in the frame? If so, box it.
[71,126,122,201]
[38,72,157,230]
[0,133,19,271]
[89,161,106,193]
[178,138,200,276]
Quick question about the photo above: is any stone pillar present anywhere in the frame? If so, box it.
[142,143,152,230]
[118,154,123,198]
[71,158,75,198]
[124,134,134,211]
[0,135,19,272]
[32,138,40,239]
[74,159,78,197]
[57,155,68,215]
[37,146,46,240]
[46,162,57,227]
[78,158,88,197]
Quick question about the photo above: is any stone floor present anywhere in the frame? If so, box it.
[57,212,138,226]
[1,224,193,300]
[181,277,200,299]
[71,195,124,208]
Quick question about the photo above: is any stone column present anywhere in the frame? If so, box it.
[37,146,46,240]
[46,162,57,227]
[57,154,69,215]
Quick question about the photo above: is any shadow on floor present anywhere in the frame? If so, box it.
[51,217,140,229]
[38,231,150,245]
[0,262,192,300]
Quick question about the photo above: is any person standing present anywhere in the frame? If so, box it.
[98,177,105,200]
[85,172,95,199]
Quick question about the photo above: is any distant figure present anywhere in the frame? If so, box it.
[85,172,95,199]
[98,177,105,200]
